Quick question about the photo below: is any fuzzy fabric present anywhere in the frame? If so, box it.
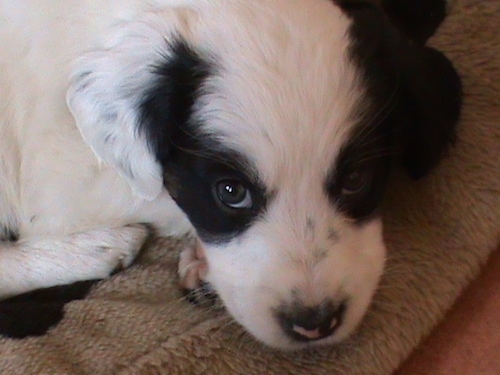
[0,0,498,374]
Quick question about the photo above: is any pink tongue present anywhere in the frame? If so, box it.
[292,318,338,339]
[293,326,322,340]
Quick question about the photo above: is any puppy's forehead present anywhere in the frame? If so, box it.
[191,0,361,184]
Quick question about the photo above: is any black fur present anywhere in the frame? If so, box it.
[336,0,449,44]
[340,0,462,179]
[0,280,98,339]
[327,122,393,222]
[382,0,448,44]
[163,144,269,243]
[138,40,212,167]
[138,40,269,243]
[0,225,19,242]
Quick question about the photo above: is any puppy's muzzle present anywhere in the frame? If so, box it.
[276,300,347,342]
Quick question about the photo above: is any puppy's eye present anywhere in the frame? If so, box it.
[341,168,371,196]
[214,179,253,209]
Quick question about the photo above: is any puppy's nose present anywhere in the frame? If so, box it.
[277,301,346,342]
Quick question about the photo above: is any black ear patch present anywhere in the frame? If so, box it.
[395,46,461,179]
[0,280,98,339]
[342,2,462,179]
[381,0,448,44]
[336,0,449,44]
[138,40,212,167]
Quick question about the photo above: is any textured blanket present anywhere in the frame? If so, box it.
[0,0,498,374]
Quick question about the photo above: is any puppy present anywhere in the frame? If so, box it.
[0,0,461,349]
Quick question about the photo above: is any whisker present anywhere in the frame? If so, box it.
[350,78,400,147]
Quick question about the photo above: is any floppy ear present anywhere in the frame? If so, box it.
[66,25,167,200]
[395,43,462,179]
[339,1,462,179]
[67,14,210,200]
[381,0,462,179]
[381,0,449,45]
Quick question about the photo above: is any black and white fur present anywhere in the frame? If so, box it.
[0,0,461,349]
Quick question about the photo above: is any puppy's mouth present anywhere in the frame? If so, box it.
[182,280,353,350]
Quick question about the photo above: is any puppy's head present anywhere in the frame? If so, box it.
[67,0,461,349]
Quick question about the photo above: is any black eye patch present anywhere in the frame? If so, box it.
[164,145,268,244]
[327,125,394,222]
[135,39,268,242]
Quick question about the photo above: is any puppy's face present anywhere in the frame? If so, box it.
[68,0,461,349]
[158,36,390,348]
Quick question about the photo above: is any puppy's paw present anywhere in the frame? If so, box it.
[178,238,217,305]
[178,238,207,290]
[84,224,152,276]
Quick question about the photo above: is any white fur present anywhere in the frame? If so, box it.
[0,0,386,349]
[0,225,148,299]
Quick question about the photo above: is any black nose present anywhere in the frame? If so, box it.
[276,300,346,342]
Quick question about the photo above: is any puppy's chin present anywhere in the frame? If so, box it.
[201,220,386,350]
[207,272,383,350]
[218,293,376,351]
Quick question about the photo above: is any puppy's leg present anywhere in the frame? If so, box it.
[0,224,150,299]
